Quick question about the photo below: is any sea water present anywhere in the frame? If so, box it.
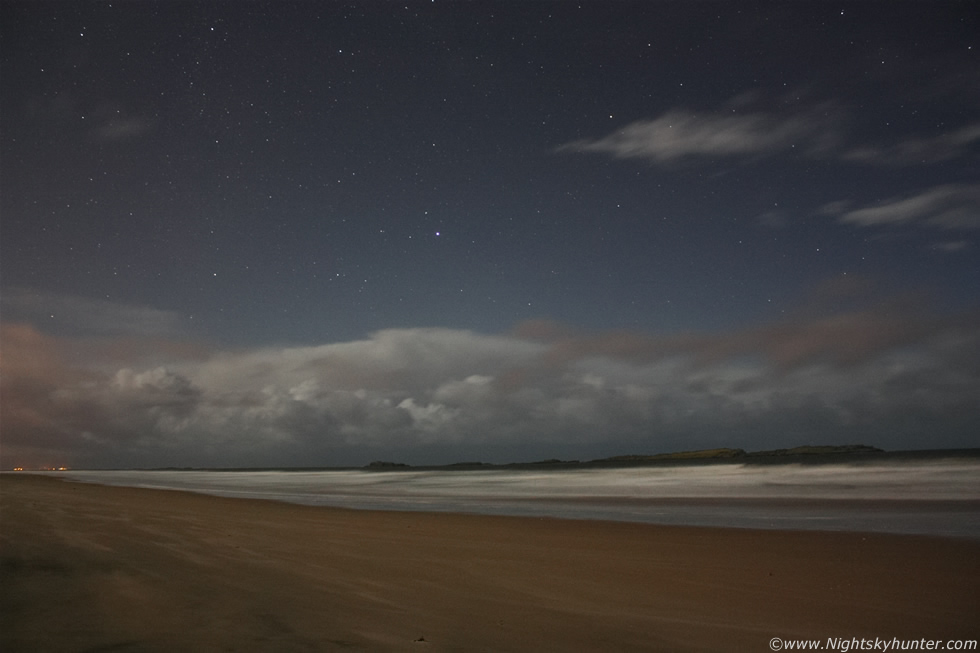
[50,459,980,538]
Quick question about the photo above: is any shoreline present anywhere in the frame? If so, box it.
[3,474,978,651]
[35,466,980,539]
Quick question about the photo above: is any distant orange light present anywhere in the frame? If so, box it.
[13,467,24,471]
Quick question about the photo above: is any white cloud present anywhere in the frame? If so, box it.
[3,308,978,467]
[558,95,977,169]
[844,123,980,165]
[111,367,199,410]
[829,183,980,231]
[397,398,458,434]
[557,106,839,164]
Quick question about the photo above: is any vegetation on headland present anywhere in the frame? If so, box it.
[747,444,883,457]
[595,448,747,463]
[363,444,888,471]
[366,461,412,469]
[594,444,884,463]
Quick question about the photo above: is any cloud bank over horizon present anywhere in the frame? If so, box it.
[3,287,977,469]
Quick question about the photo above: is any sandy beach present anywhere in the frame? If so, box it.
[2,475,977,652]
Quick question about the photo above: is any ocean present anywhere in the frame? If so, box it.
[44,456,980,539]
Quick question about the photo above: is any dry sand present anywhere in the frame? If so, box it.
[2,474,977,652]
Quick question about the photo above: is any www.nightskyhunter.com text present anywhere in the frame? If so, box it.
[770,637,977,651]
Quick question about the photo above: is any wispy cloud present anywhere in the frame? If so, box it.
[932,240,971,252]
[1,289,184,337]
[825,183,980,231]
[92,115,154,142]
[844,123,980,165]
[2,290,977,467]
[558,93,978,169]
[557,107,838,164]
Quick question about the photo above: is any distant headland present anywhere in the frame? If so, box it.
[34,445,976,473]
[365,444,901,471]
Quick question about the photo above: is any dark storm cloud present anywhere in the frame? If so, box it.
[3,290,977,468]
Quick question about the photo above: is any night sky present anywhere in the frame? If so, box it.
[2,1,978,469]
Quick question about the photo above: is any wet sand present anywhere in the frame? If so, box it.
[2,474,977,652]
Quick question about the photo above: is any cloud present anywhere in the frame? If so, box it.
[557,91,977,168]
[0,289,184,337]
[92,116,154,142]
[515,293,952,372]
[843,123,980,165]
[2,290,978,468]
[557,107,838,164]
[825,183,980,231]
[932,240,971,252]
